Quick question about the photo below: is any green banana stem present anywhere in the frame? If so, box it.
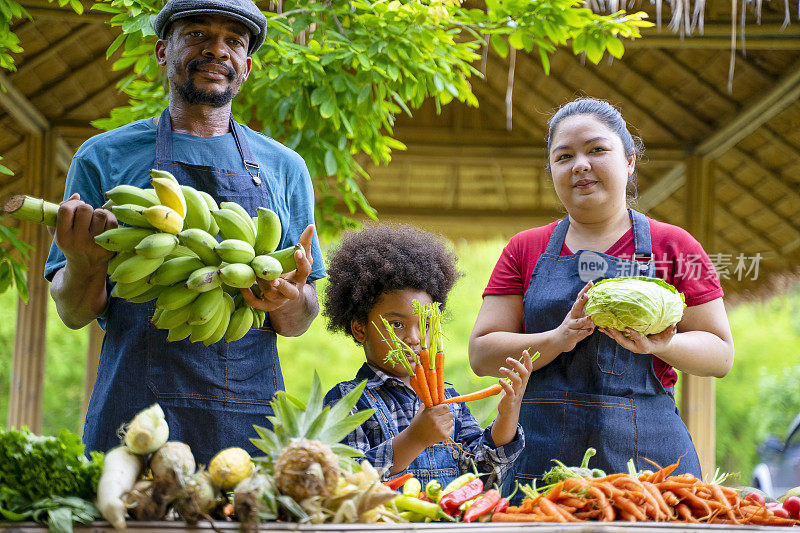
[3,195,59,227]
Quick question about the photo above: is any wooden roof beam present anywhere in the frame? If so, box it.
[631,24,800,49]
[0,73,72,174]
[643,23,800,37]
[55,70,129,119]
[25,53,113,107]
[715,202,789,267]
[730,146,800,209]
[471,75,544,138]
[639,60,800,211]
[584,53,714,135]
[560,53,689,141]
[720,173,800,244]
[627,37,800,49]
[0,72,48,133]
[12,24,98,81]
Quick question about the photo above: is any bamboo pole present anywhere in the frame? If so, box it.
[7,132,53,432]
[681,156,716,478]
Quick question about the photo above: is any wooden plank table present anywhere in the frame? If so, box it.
[2,522,797,532]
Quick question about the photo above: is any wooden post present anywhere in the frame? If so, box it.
[79,322,104,437]
[681,155,716,477]
[7,132,53,432]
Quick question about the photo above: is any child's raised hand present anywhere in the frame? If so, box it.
[497,349,533,414]
[407,404,454,448]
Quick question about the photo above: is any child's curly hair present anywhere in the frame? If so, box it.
[323,224,460,342]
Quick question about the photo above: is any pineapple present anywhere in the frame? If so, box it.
[274,438,339,500]
[250,372,375,504]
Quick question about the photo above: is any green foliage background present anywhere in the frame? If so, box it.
[0,238,798,484]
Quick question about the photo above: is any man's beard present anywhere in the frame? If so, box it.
[175,58,239,107]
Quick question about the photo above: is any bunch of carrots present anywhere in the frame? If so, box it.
[492,459,800,527]
[377,301,446,408]
[376,300,537,407]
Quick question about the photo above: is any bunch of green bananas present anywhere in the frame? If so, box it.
[94,169,299,344]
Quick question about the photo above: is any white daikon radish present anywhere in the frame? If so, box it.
[96,446,144,529]
[123,403,169,455]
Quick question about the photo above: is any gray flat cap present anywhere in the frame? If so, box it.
[153,0,267,56]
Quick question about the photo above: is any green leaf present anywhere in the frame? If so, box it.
[572,31,587,54]
[327,379,367,422]
[606,36,625,58]
[539,47,551,75]
[320,98,336,119]
[318,408,376,444]
[508,30,525,50]
[0,507,27,521]
[585,34,604,64]
[11,262,27,302]
[46,506,74,533]
[324,149,337,176]
[310,86,326,106]
[490,34,508,58]
[106,34,127,59]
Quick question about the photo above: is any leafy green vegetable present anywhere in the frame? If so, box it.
[542,448,600,484]
[0,428,103,531]
[0,427,103,504]
[584,276,686,335]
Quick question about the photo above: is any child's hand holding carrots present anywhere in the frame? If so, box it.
[390,404,454,474]
[491,349,533,447]
[407,404,454,448]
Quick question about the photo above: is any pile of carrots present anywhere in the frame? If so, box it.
[377,300,531,407]
[492,460,800,526]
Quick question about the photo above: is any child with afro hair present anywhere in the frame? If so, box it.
[322,224,530,488]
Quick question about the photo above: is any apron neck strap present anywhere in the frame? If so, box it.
[544,216,570,255]
[544,209,652,260]
[629,209,652,261]
[154,108,261,182]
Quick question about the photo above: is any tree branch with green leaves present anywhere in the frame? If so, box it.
[89,0,650,237]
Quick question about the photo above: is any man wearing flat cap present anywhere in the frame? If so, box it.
[45,0,326,463]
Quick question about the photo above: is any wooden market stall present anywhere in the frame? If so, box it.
[4,519,800,532]
[1,0,799,479]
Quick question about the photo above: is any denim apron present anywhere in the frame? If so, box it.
[83,109,280,464]
[361,387,461,487]
[515,209,702,483]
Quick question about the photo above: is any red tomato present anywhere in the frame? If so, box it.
[745,492,766,506]
[772,508,790,519]
[782,496,800,519]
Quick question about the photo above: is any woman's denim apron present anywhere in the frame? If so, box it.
[83,109,280,464]
[361,388,462,487]
[515,209,702,483]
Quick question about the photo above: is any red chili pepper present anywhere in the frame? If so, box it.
[494,497,510,514]
[418,492,430,502]
[439,478,484,514]
[383,472,414,491]
[463,489,501,523]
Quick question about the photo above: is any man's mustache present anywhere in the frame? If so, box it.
[187,59,235,81]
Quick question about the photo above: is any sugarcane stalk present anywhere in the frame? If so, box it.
[3,195,58,227]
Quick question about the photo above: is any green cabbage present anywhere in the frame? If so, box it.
[584,276,686,335]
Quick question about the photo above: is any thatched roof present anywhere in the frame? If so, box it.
[1,0,799,294]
